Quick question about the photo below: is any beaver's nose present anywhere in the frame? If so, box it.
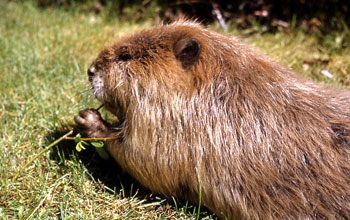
[87,66,95,81]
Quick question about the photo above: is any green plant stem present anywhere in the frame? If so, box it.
[12,130,118,181]
[13,130,73,181]
[96,104,104,111]
[64,136,118,141]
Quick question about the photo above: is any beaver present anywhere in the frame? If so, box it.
[74,20,350,219]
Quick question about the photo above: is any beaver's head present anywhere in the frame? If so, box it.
[89,22,226,118]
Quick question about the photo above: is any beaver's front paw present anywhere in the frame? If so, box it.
[74,109,109,138]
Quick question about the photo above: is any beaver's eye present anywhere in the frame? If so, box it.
[118,53,132,61]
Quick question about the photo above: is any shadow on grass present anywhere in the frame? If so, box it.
[47,125,151,198]
[46,125,217,219]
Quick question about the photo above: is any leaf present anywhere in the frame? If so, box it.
[76,143,82,152]
[74,133,82,143]
[90,140,104,148]
[80,140,89,146]
[90,141,109,159]
[75,142,86,152]
[95,146,109,160]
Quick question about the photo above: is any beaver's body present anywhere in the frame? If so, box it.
[75,20,350,219]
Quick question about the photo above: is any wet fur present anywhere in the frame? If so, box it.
[77,20,350,219]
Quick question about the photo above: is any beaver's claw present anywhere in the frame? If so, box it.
[74,109,110,138]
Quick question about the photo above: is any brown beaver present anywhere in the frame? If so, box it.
[74,20,350,219]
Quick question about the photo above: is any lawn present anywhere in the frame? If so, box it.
[1,1,349,219]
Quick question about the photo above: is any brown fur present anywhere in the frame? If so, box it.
[75,20,350,219]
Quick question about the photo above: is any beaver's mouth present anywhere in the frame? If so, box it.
[88,65,103,101]
[88,64,127,125]
[90,76,105,101]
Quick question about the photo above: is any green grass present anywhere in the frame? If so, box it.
[1,1,349,219]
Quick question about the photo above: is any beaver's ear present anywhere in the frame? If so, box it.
[173,37,200,68]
